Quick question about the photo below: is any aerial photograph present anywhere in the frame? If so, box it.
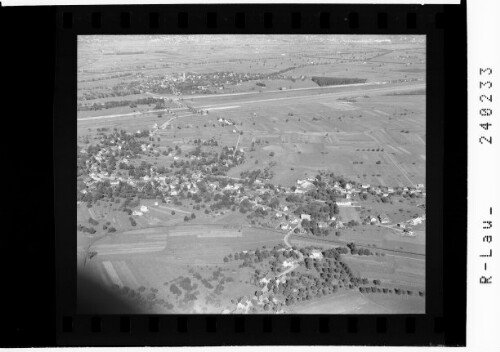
[77,35,426,314]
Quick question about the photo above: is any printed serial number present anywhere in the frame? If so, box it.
[479,67,493,145]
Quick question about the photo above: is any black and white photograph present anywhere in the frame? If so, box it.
[76,35,426,315]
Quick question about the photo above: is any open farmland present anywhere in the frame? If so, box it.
[77,35,426,314]
[79,224,285,313]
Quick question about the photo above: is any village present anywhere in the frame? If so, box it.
[77,35,426,315]
[77,120,426,240]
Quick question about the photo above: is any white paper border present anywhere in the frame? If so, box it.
[467,0,500,350]
[2,0,461,7]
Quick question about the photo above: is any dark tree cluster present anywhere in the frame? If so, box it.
[88,217,99,226]
[129,217,137,227]
[312,76,367,87]
[346,243,373,256]
[78,97,163,111]
[77,224,96,234]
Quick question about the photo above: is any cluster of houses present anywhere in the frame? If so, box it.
[342,182,426,200]
[230,248,304,313]
[291,177,425,201]
[138,70,287,96]
[362,213,391,225]
[395,214,426,236]
[81,133,295,218]
[293,178,315,194]
[271,175,427,233]
[80,126,426,239]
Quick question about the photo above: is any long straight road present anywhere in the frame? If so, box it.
[192,83,425,110]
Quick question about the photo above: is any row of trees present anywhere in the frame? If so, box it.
[359,286,425,297]
[78,97,163,111]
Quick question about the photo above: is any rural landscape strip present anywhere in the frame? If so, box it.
[292,234,425,258]
[78,83,424,122]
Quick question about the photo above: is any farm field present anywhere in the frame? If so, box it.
[77,35,426,314]
[290,288,423,314]
[79,224,285,313]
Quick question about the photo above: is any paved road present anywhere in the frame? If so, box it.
[278,225,304,279]
[283,227,298,248]
[78,108,178,122]
[192,83,425,110]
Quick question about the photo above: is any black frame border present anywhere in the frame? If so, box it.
[47,3,466,347]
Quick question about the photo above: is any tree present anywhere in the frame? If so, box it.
[190,213,196,219]
[170,284,182,296]
[184,216,189,221]
[304,258,313,270]
[88,218,99,226]
[171,211,175,215]
[223,256,229,263]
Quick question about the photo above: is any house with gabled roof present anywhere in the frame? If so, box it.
[300,214,311,221]
[378,213,391,224]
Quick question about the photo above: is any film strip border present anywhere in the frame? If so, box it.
[58,315,444,345]
[53,3,465,346]
[59,6,444,32]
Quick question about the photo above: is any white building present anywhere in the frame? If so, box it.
[309,250,323,259]
[300,214,311,221]
[408,217,423,226]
